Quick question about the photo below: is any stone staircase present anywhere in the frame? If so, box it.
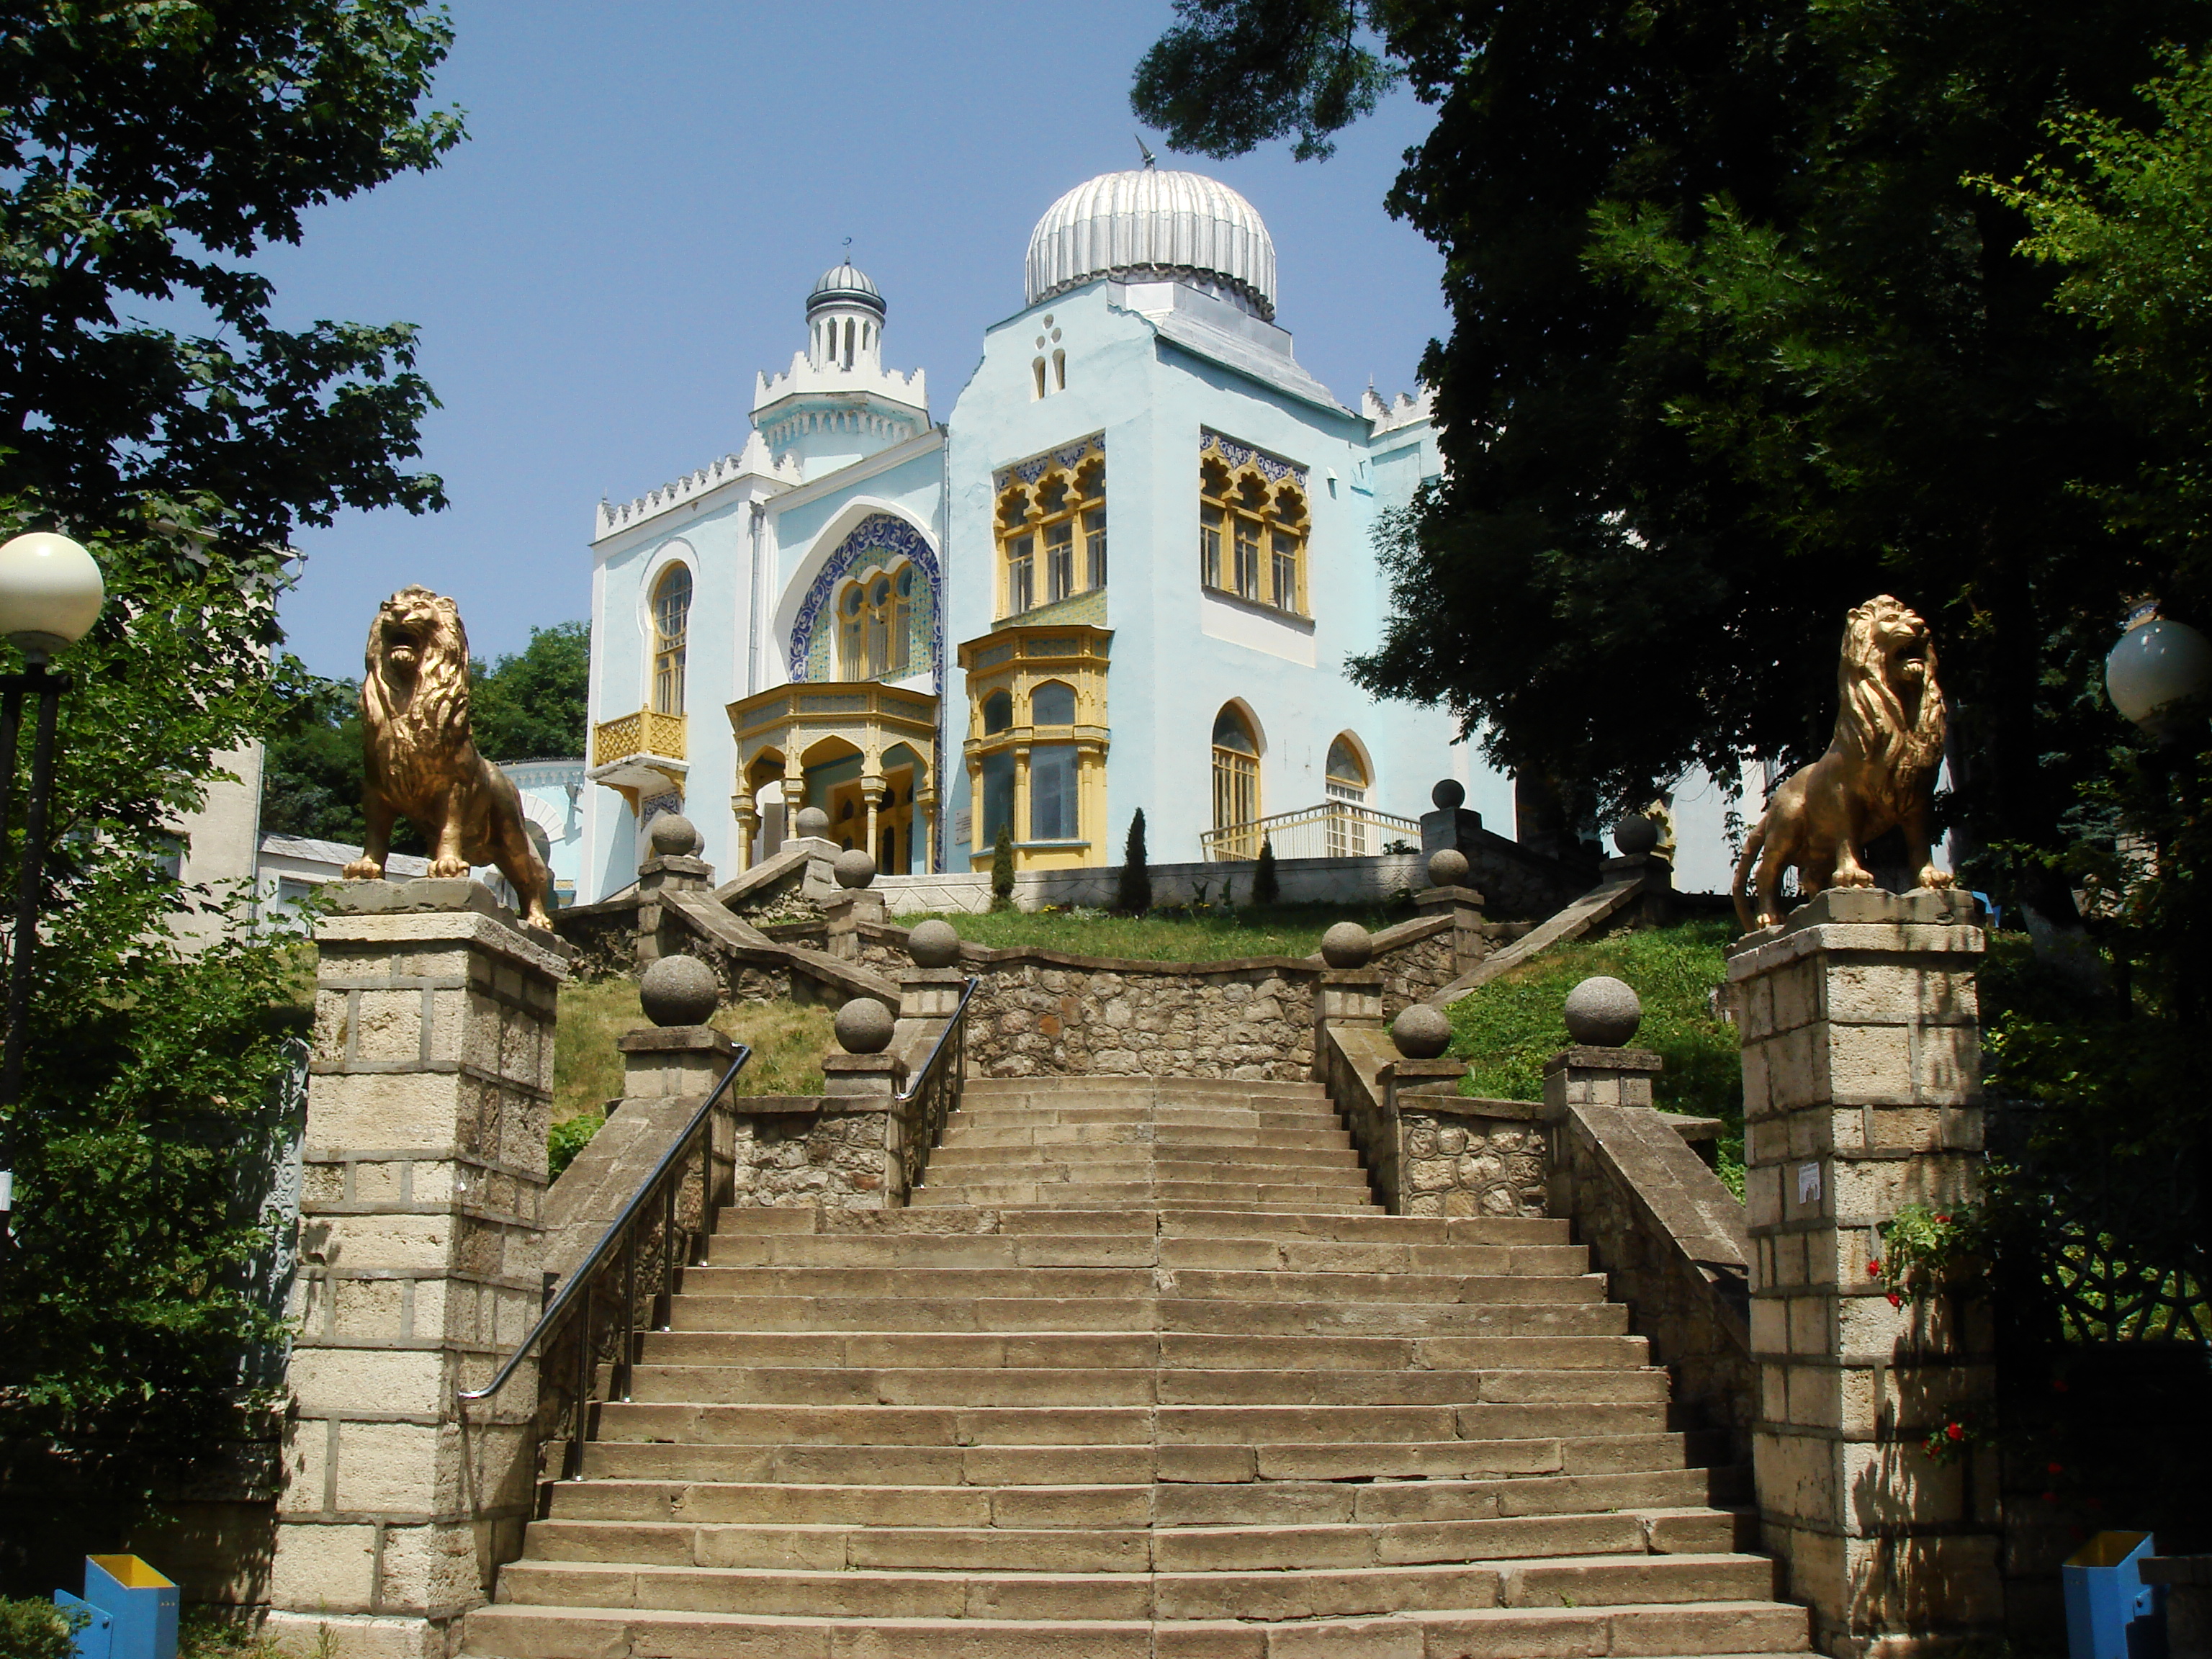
[464,1076,1812,1658]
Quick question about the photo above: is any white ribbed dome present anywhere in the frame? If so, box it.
[1025,168,1277,320]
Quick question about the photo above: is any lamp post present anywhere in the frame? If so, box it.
[0,531,105,1234]
[2105,598,2212,734]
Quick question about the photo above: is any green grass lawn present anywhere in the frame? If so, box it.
[549,977,837,1177]
[1446,919,1745,1191]
[904,900,1421,963]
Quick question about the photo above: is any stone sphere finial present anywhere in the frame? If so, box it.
[1612,813,1660,857]
[639,954,719,1028]
[834,849,877,890]
[1320,921,1374,969]
[907,918,961,968]
[793,805,830,840]
[1426,848,1470,889]
[646,811,700,859]
[1431,778,1466,811]
[1563,975,1642,1047]
[834,996,894,1054]
[1392,1003,1452,1059]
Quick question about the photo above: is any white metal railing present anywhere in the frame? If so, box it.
[1200,801,1422,863]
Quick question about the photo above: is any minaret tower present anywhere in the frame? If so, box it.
[751,256,930,482]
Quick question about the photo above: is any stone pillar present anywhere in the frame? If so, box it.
[1729,888,1997,1656]
[634,814,711,966]
[1604,848,1676,927]
[1543,1042,1663,1110]
[1383,1054,1470,1118]
[732,788,758,871]
[1012,744,1032,855]
[916,789,938,874]
[899,966,966,1022]
[617,1025,735,1097]
[269,881,571,1659]
[1316,968,1382,1031]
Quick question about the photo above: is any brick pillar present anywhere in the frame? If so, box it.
[268,881,571,1659]
[1729,888,1998,1656]
[1316,968,1383,1032]
[1416,884,1488,978]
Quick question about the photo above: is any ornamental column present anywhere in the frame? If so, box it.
[1730,887,2000,1655]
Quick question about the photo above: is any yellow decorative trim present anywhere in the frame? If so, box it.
[593,708,687,767]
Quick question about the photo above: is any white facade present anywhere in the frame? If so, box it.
[578,169,1516,904]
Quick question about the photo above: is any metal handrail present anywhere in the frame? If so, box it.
[897,976,978,1105]
[459,1046,752,1439]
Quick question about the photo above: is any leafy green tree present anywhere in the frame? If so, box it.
[0,0,461,541]
[1134,0,2208,922]
[0,0,464,1587]
[472,620,591,762]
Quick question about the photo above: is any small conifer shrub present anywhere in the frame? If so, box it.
[1118,809,1152,913]
[1254,837,1280,905]
[991,822,1016,911]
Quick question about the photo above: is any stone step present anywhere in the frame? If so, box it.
[547,1468,1721,1529]
[666,1295,1634,1337]
[575,1431,1707,1488]
[930,1141,1367,1171]
[493,1545,1767,1614]
[961,1079,1333,1102]
[706,1207,1574,1244]
[698,1233,1588,1275]
[592,1401,1671,1449]
[912,1161,1380,1192]
[946,1105,1346,1130]
[945,1122,1355,1151]
[912,1183,1381,1211]
[621,1364,1671,1409]
[464,1596,1812,1658]
[635,1330,1655,1372]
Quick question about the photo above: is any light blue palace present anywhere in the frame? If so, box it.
[578,162,1509,902]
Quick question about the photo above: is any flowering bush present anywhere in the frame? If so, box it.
[1873,1203,1983,1305]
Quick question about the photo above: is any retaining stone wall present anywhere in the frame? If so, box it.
[728,1105,896,1207]
[968,961,1316,1080]
[1401,1102,1550,1219]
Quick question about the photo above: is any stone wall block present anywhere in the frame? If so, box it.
[267,1522,377,1609]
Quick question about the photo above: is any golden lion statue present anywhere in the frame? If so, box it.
[1733,595,1951,930]
[342,585,555,928]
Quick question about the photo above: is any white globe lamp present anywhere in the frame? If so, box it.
[2106,603,2212,731]
[0,532,104,660]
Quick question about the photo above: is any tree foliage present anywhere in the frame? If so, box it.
[0,0,461,542]
[1118,809,1151,914]
[0,0,464,1582]
[1133,0,2209,921]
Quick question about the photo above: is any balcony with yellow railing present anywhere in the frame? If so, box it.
[588,708,687,801]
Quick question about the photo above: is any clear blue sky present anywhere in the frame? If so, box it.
[264,0,1448,680]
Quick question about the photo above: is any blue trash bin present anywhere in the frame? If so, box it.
[2065,1530,2167,1659]
[53,1556,178,1659]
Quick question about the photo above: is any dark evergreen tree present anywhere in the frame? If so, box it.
[1253,837,1281,905]
[991,823,1016,912]
[1118,809,1152,914]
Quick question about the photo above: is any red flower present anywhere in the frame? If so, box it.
[2042,1491,2059,1503]
[1946,1422,1964,1442]
[2048,1462,2065,1476]
[1936,1214,1952,1225]
[2053,1378,2069,1393]
[1887,1292,1903,1308]
[1867,1259,1883,1276]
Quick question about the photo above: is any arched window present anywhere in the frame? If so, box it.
[836,562,918,680]
[1032,357,1047,400]
[1053,349,1066,391]
[994,447,1105,620]
[981,690,1013,734]
[652,564,691,716]
[1211,704,1261,856]
[1326,734,1370,857]
[1199,436,1311,616]
[1031,680,1076,727]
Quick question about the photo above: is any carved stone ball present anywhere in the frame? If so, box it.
[639,954,718,1028]
[1431,778,1467,811]
[1612,813,1660,857]
[1320,922,1374,970]
[834,996,895,1055]
[907,918,961,968]
[1563,975,1642,1048]
[793,805,830,840]
[834,849,877,890]
[647,811,700,859]
[1426,848,1470,889]
[1392,1003,1453,1060]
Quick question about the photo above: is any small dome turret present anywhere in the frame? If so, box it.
[808,261,885,320]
